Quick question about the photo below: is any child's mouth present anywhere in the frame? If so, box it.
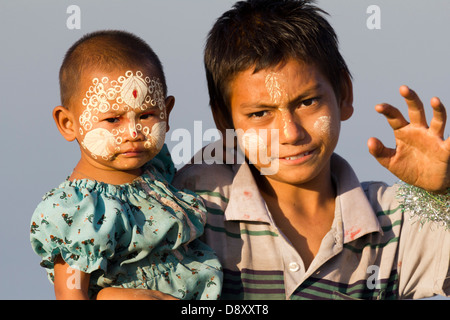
[120,148,145,157]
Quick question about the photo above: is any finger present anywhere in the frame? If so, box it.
[367,137,396,169]
[399,85,428,127]
[429,97,447,137]
[375,103,409,130]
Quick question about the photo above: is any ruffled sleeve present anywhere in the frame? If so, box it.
[149,143,176,183]
[30,182,119,281]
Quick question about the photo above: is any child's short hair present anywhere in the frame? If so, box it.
[204,0,351,132]
[59,30,167,109]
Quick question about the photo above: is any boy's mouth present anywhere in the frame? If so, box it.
[282,150,315,160]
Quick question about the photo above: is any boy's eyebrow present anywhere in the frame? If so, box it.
[287,85,322,108]
[240,83,323,110]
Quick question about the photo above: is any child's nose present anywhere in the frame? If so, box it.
[124,111,143,141]
[278,110,305,144]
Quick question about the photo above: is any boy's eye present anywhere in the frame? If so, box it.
[249,110,269,118]
[300,98,319,107]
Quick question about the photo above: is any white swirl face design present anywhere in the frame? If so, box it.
[83,128,116,158]
[78,70,166,160]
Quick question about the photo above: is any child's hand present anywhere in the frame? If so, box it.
[368,85,450,193]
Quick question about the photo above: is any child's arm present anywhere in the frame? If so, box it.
[53,255,91,300]
[53,256,178,300]
[368,85,450,193]
[96,287,179,300]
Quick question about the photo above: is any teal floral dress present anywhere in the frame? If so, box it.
[30,147,222,299]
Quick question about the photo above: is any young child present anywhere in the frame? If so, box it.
[30,30,222,300]
[173,0,450,299]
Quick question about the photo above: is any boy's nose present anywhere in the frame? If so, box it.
[278,110,305,144]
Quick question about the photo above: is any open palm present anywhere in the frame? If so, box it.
[368,86,450,193]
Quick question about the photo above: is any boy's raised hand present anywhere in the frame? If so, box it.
[368,85,450,193]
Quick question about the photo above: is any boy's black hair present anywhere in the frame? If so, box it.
[59,30,167,109]
[204,0,351,133]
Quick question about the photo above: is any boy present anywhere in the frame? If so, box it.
[173,0,449,299]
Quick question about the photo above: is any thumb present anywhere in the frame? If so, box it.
[367,137,395,169]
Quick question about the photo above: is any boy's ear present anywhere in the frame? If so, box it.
[164,96,175,132]
[53,106,77,142]
[339,72,354,121]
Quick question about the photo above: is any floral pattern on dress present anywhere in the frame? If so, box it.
[30,161,222,299]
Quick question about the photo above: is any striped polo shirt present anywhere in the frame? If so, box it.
[173,150,449,300]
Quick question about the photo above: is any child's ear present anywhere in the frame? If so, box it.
[339,72,354,121]
[164,96,175,132]
[53,106,77,142]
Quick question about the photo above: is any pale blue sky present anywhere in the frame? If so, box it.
[0,0,448,299]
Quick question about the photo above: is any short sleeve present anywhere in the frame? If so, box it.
[30,184,118,281]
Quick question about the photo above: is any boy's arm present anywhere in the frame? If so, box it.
[53,255,91,300]
[368,85,450,193]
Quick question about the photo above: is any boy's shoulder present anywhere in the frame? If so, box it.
[361,180,398,208]
[173,160,235,194]
[360,180,403,227]
[173,141,235,190]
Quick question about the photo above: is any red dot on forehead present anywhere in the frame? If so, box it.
[132,89,138,98]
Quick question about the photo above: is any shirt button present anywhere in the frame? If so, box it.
[288,262,300,272]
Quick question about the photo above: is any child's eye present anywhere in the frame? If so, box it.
[140,112,155,120]
[105,117,119,123]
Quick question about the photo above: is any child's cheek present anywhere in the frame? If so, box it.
[143,121,166,153]
[81,120,167,160]
[82,128,116,159]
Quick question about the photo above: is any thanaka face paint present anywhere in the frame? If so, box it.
[127,111,138,139]
[313,116,332,137]
[82,128,116,158]
[78,70,166,160]
[237,128,280,175]
[265,72,291,139]
[265,72,285,105]
[241,130,270,165]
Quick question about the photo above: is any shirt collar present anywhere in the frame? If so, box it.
[225,160,273,223]
[330,154,383,243]
[224,153,383,242]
